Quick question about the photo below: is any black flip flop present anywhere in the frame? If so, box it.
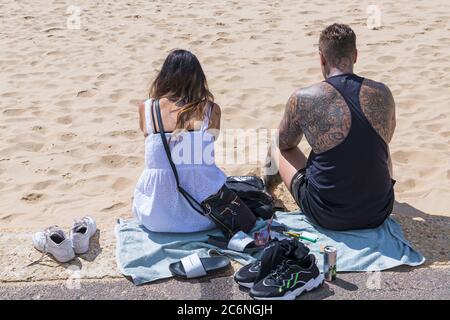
[169,253,231,279]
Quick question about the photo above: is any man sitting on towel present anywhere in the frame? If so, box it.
[265,23,396,230]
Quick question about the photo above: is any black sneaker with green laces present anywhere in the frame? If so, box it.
[249,254,324,300]
[234,238,309,288]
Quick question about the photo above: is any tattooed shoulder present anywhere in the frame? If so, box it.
[359,79,396,144]
[297,82,351,154]
[278,90,303,150]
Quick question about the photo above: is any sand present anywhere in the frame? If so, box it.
[0,0,449,278]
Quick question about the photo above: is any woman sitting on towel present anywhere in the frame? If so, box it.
[133,49,226,232]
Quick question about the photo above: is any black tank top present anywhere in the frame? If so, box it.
[302,73,395,230]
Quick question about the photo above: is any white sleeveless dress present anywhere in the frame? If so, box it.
[132,99,227,232]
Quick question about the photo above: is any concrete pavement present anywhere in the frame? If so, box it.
[1,266,449,300]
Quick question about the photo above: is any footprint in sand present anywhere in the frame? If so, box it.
[395,179,418,194]
[100,155,127,168]
[21,193,44,202]
[2,108,26,116]
[1,92,19,98]
[217,32,230,37]
[46,50,65,57]
[44,26,63,33]
[0,213,25,223]
[32,180,56,191]
[429,143,447,150]
[211,37,234,47]
[94,106,115,115]
[32,125,45,132]
[101,202,127,212]
[16,142,44,152]
[55,100,75,108]
[70,75,92,82]
[414,46,430,56]
[129,99,141,106]
[387,39,403,45]
[108,130,140,139]
[77,89,97,98]
[78,162,97,173]
[377,56,396,63]
[118,113,133,119]
[56,115,73,125]
[274,75,291,82]
[249,34,262,40]
[392,150,441,165]
[202,33,215,40]
[426,123,443,132]
[60,132,77,141]
[189,40,204,46]
[112,177,133,192]
[61,172,72,180]
[92,117,105,123]
[224,75,242,82]
[109,90,126,102]
[299,10,319,14]
[97,73,115,80]
[10,73,28,79]
[45,83,58,89]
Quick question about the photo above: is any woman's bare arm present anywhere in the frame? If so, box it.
[138,101,147,136]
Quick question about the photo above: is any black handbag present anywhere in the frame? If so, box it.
[225,176,277,220]
[152,99,256,238]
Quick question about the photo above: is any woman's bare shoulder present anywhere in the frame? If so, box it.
[210,102,221,116]
[208,102,221,130]
[138,100,146,113]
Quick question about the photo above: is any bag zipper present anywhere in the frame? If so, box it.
[208,211,233,237]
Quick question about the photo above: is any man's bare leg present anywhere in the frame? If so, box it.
[263,145,308,192]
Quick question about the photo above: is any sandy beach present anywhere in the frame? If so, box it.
[0,0,449,289]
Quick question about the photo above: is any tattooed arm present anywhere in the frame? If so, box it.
[360,79,396,178]
[278,91,304,151]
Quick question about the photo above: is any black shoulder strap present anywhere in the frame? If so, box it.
[154,99,205,215]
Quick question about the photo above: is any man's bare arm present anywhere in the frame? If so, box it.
[278,91,303,151]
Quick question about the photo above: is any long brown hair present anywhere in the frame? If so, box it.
[149,49,214,129]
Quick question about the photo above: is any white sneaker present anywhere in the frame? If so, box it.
[32,226,76,263]
[70,216,97,254]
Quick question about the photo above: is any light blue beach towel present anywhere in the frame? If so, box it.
[115,211,425,285]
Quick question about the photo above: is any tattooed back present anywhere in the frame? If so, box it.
[294,77,395,154]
